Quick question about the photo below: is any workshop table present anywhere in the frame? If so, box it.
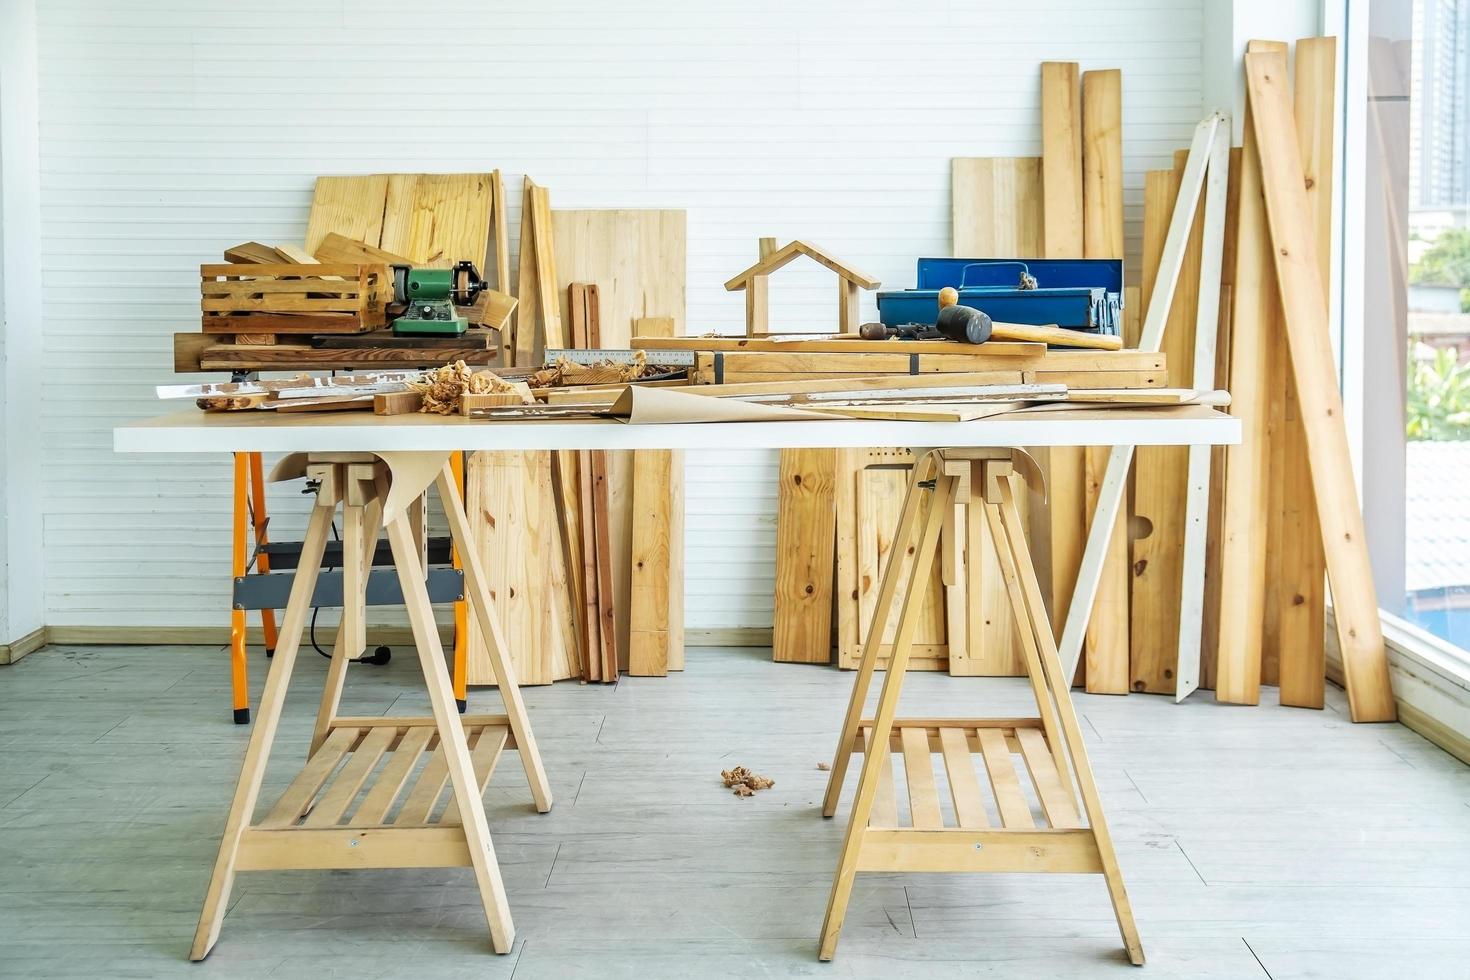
[115,404,1239,962]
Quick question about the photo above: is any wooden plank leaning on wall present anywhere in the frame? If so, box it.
[1245,45,1396,722]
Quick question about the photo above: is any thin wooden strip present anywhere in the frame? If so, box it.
[302,727,395,828]
[1246,50,1395,722]
[259,727,357,828]
[397,738,453,825]
[440,727,510,826]
[938,728,989,829]
[1016,728,1081,829]
[977,728,1034,829]
[863,727,899,828]
[351,727,433,826]
[900,726,943,829]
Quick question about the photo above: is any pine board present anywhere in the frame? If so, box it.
[951,158,1044,258]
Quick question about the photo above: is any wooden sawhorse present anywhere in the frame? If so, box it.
[817,447,1143,964]
[227,450,472,723]
[193,450,550,960]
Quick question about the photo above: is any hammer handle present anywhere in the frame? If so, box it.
[989,322,1123,350]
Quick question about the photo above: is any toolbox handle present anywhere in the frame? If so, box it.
[957,261,1037,291]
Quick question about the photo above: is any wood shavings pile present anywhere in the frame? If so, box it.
[409,361,530,414]
[721,766,775,798]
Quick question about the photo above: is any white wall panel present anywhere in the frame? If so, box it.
[32,0,1203,631]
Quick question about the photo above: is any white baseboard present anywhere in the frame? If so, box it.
[1325,608,1470,765]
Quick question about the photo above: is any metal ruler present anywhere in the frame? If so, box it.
[545,348,698,368]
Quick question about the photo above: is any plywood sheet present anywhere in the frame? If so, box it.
[951,158,1044,257]
[305,175,388,254]
[379,173,494,269]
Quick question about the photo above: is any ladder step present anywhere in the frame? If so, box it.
[977,729,1035,829]
[260,727,358,828]
[938,727,989,828]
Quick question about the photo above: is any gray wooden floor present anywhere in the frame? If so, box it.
[2,644,1468,979]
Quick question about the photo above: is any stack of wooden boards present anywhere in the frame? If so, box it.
[765,43,1397,724]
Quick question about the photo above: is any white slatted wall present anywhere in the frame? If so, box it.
[33,0,1203,631]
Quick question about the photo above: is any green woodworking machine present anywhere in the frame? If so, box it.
[389,261,490,336]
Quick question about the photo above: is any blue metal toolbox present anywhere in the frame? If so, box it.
[876,258,1124,334]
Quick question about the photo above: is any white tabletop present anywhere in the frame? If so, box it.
[115,406,1240,453]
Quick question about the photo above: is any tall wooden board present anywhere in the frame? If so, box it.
[772,450,838,664]
[1246,47,1396,722]
[1215,44,1283,705]
[951,158,1045,257]
[1080,66,1128,695]
[1271,36,1334,709]
[1041,62,1084,258]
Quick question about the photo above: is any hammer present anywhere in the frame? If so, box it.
[860,286,1123,350]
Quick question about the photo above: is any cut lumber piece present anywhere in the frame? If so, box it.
[273,244,321,265]
[1245,47,1395,722]
[514,178,540,368]
[313,233,411,267]
[772,449,838,664]
[465,451,555,686]
[225,242,290,264]
[951,158,1044,257]
[373,390,424,416]
[629,449,684,675]
[462,288,516,332]
[1129,165,1202,695]
[1272,35,1333,709]
[589,450,620,681]
[305,175,389,254]
[1214,43,1283,708]
[635,336,1042,357]
[1041,62,1084,259]
[1081,69,1124,259]
[529,184,564,349]
[1079,66,1127,694]
[380,173,494,268]
[491,169,510,293]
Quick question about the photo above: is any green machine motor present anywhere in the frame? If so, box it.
[390,261,490,336]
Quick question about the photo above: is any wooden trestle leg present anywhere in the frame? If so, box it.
[817,448,1143,966]
[191,450,549,961]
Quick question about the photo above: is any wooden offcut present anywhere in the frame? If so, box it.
[951,158,1044,257]
[1245,47,1395,723]
[628,449,685,675]
[772,449,839,664]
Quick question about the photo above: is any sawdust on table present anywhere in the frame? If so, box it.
[409,360,530,414]
[721,766,775,798]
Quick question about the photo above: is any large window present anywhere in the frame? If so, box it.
[1404,0,1470,649]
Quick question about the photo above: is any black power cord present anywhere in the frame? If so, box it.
[301,479,391,667]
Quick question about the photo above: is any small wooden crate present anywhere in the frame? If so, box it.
[201,263,394,334]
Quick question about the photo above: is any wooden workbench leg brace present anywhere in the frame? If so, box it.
[817,449,1143,965]
[191,451,551,962]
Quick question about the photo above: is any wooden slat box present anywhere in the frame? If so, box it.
[201,262,394,334]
